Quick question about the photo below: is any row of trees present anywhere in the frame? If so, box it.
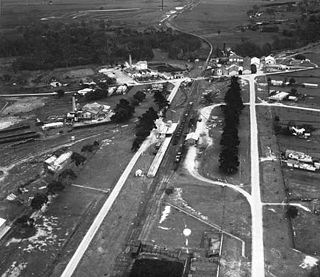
[131,107,159,152]
[0,21,201,70]
[219,77,244,174]
[154,90,169,111]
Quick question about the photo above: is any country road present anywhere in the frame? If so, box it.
[244,74,265,277]
[60,135,155,277]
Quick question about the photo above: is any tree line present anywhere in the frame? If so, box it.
[131,107,159,152]
[0,21,201,70]
[219,77,244,174]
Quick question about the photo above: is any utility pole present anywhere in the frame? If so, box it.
[161,0,164,10]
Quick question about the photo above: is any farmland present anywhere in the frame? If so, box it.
[174,0,295,48]
[0,0,184,30]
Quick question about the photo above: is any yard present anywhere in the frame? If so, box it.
[257,104,320,276]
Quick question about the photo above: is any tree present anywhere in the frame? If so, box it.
[56,89,65,98]
[131,107,159,152]
[111,99,135,123]
[81,141,99,153]
[286,206,298,219]
[14,215,35,228]
[290,88,298,95]
[71,152,86,166]
[133,91,146,102]
[47,180,65,194]
[219,77,243,175]
[295,54,306,60]
[154,91,169,110]
[289,78,296,85]
[30,193,48,210]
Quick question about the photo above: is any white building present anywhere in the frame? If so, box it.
[44,151,73,173]
[228,52,243,63]
[134,61,148,70]
[270,80,283,86]
[77,88,94,96]
[265,55,276,65]
[269,91,289,101]
[303,83,318,88]
[251,57,261,67]
[285,149,313,163]
[42,122,64,130]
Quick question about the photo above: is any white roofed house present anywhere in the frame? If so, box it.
[0,217,10,240]
[228,52,244,63]
[265,55,276,65]
[226,64,239,76]
[268,91,289,101]
[251,57,260,67]
[44,151,73,174]
[77,88,94,96]
[81,102,111,119]
[134,61,148,70]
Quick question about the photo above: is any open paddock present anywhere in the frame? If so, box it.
[0,0,185,30]
[263,205,310,277]
[291,210,320,255]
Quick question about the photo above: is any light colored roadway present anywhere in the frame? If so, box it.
[60,137,152,277]
[245,74,265,277]
[256,102,320,113]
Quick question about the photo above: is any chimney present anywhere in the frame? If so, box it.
[72,95,77,112]
[129,54,132,67]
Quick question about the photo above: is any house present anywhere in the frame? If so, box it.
[82,102,111,119]
[0,218,6,233]
[0,217,10,240]
[216,68,223,76]
[226,64,239,76]
[116,85,128,94]
[265,55,276,65]
[269,91,289,101]
[270,80,283,86]
[285,149,313,163]
[134,61,148,70]
[228,52,243,63]
[251,57,260,67]
[77,88,94,96]
[108,86,117,96]
[44,151,73,174]
[50,81,62,88]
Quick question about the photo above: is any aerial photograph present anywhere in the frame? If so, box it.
[1,0,320,276]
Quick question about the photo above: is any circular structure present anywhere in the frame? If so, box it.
[183,228,191,237]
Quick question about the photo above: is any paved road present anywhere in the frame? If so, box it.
[244,74,265,277]
[60,136,154,277]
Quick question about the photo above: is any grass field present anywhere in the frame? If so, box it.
[257,71,320,108]
[257,101,320,272]
[0,0,186,31]
[256,104,317,277]
[174,0,281,48]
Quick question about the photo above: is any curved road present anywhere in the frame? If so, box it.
[163,1,213,67]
